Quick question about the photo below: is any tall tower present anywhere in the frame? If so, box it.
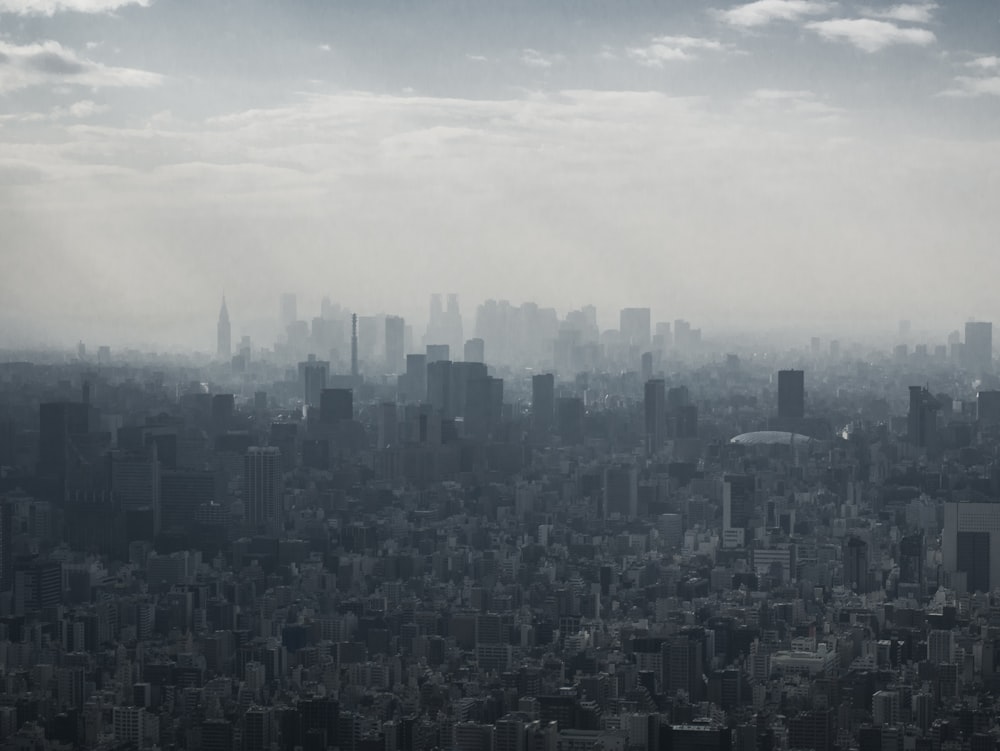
[217,297,231,359]
[777,369,805,421]
[245,447,282,531]
[351,314,359,378]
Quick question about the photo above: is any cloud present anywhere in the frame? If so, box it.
[520,49,564,69]
[715,0,831,28]
[745,88,843,119]
[466,54,489,63]
[967,56,1000,71]
[0,40,163,92]
[0,0,149,14]
[627,36,726,66]
[941,76,1000,98]
[861,3,936,23]
[805,18,936,52]
[317,44,331,53]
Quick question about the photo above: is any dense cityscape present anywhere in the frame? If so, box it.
[0,293,999,751]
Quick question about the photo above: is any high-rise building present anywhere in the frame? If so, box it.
[427,360,453,417]
[556,397,585,445]
[723,475,755,531]
[662,628,706,702]
[385,316,405,374]
[298,356,329,408]
[404,354,427,403]
[217,297,231,359]
[319,389,353,424]
[907,386,939,448]
[942,501,1000,593]
[0,500,11,596]
[245,447,282,531]
[111,448,162,535]
[532,374,555,434]
[464,338,485,364]
[620,308,651,347]
[777,370,805,421]
[843,536,870,594]
[377,402,398,449]
[899,533,924,588]
[38,401,90,479]
[644,379,666,455]
[426,344,450,363]
[604,464,638,520]
[964,321,993,374]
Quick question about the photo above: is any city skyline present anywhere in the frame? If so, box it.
[1,0,999,348]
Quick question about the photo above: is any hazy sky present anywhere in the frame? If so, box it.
[1,0,998,350]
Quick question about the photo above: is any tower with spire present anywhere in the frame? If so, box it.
[217,297,231,359]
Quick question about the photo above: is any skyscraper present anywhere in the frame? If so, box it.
[907,386,939,448]
[217,297,231,359]
[532,374,555,434]
[942,501,1000,593]
[463,338,485,364]
[245,447,282,531]
[964,321,993,374]
[843,536,870,594]
[298,357,329,408]
[620,308,652,347]
[777,369,805,421]
[385,316,405,374]
[644,379,666,455]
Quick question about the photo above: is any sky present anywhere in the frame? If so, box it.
[0,0,998,351]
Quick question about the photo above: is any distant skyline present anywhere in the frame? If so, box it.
[1,0,999,348]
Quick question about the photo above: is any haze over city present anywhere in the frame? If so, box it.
[2,0,1000,348]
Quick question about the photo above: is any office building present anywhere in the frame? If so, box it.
[464,337,485,364]
[964,321,992,374]
[426,344,450,363]
[111,448,162,535]
[245,447,282,531]
[844,536,870,594]
[38,401,90,479]
[723,475,755,531]
[377,402,398,449]
[942,501,1000,593]
[298,357,330,408]
[532,374,555,434]
[385,316,405,374]
[604,464,638,520]
[427,360,453,417]
[404,354,427,403]
[620,308,651,347]
[556,397,585,445]
[978,390,1000,423]
[0,500,11,595]
[217,296,231,359]
[777,370,805,421]
[644,379,666,455]
[907,386,939,448]
[319,388,353,424]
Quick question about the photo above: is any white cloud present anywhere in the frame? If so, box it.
[942,76,1000,98]
[466,54,489,63]
[0,0,148,14]
[967,56,1000,71]
[627,36,726,66]
[520,49,564,68]
[0,40,163,92]
[317,44,331,53]
[745,88,843,118]
[715,0,831,28]
[862,3,937,23]
[805,18,936,52]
